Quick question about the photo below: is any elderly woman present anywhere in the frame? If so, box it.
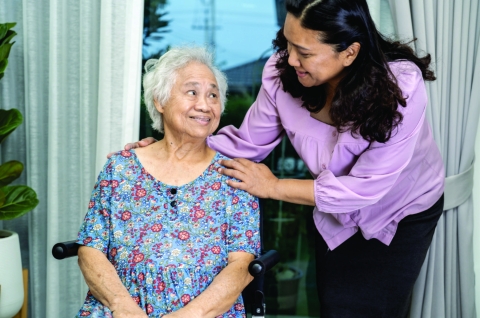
[75,46,260,318]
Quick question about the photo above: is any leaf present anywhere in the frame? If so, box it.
[0,30,17,47]
[0,185,39,221]
[0,22,15,39]
[5,23,17,29]
[0,59,8,74]
[0,109,23,144]
[0,160,23,186]
[0,42,14,62]
[0,24,6,40]
[0,188,5,206]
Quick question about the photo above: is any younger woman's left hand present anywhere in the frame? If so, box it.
[218,158,278,198]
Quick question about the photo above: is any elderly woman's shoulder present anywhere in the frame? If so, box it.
[107,149,136,163]
[213,152,233,169]
[211,153,255,189]
[211,153,237,180]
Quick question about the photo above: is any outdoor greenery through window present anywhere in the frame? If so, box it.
[139,1,318,316]
[139,0,394,316]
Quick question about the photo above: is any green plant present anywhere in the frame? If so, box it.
[217,93,254,131]
[143,0,170,62]
[0,22,39,220]
[0,22,16,80]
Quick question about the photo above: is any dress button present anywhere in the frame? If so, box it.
[170,201,177,207]
[332,131,337,137]
[322,164,327,170]
[170,188,177,195]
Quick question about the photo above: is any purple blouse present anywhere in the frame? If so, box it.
[207,54,444,250]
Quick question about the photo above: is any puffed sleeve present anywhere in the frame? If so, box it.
[207,55,285,162]
[76,158,114,254]
[225,187,261,257]
[314,61,430,213]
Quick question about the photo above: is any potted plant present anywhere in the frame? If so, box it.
[0,22,39,318]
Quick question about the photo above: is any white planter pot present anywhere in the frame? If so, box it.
[0,230,24,318]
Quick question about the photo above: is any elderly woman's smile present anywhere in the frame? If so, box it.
[190,115,211,124]
[158,61,222,140]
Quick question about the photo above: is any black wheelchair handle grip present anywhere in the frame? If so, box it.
[248,249,280,277]
[52,240,80,259]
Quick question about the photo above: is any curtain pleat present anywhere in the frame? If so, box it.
[96,0,142,174]
[23,0,51,315]
[366,0,381,27]
[388,1,480,317]
[0,1,143,317]
[44,0,100,315]
[366,0,395,36]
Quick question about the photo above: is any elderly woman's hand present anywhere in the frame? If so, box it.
[218,158,278,199]
[162,309,201,318]
[107,137,157,158]
[111,306,149,318]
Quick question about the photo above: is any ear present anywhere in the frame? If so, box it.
[154,99,164,114]
[342,42,361,67]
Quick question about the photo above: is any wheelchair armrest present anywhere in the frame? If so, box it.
[52,243,280,276]
[248,250,280,277]
[52,240,80,260]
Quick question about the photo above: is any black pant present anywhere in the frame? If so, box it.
[315,195,444,318]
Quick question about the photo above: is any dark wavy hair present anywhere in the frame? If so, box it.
[273,0,436,143]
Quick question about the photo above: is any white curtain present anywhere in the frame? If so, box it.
[388,0,480,317]
[0,0,143,317]
[474,110,480,318]
[366,0,395,36]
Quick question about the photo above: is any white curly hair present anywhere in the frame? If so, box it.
[142,45,228,133]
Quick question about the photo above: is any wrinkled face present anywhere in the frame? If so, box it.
[156,62,221,141]
[284,13,348,89]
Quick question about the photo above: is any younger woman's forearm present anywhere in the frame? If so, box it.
[270,178,315,206]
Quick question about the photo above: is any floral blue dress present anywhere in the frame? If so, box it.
[76,150,260,317]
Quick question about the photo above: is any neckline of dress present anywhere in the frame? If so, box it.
[128,149,220,189]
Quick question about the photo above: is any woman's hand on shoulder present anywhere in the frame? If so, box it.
[218,158,278,199]
[106,137,158,158]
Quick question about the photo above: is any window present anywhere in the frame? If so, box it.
[140,0,279,142]
[140,1,395,316]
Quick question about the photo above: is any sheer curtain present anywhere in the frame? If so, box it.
[474,114,480,318]
[388,0,480,317]
[0,0,143,317]
[366,0,395,36]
